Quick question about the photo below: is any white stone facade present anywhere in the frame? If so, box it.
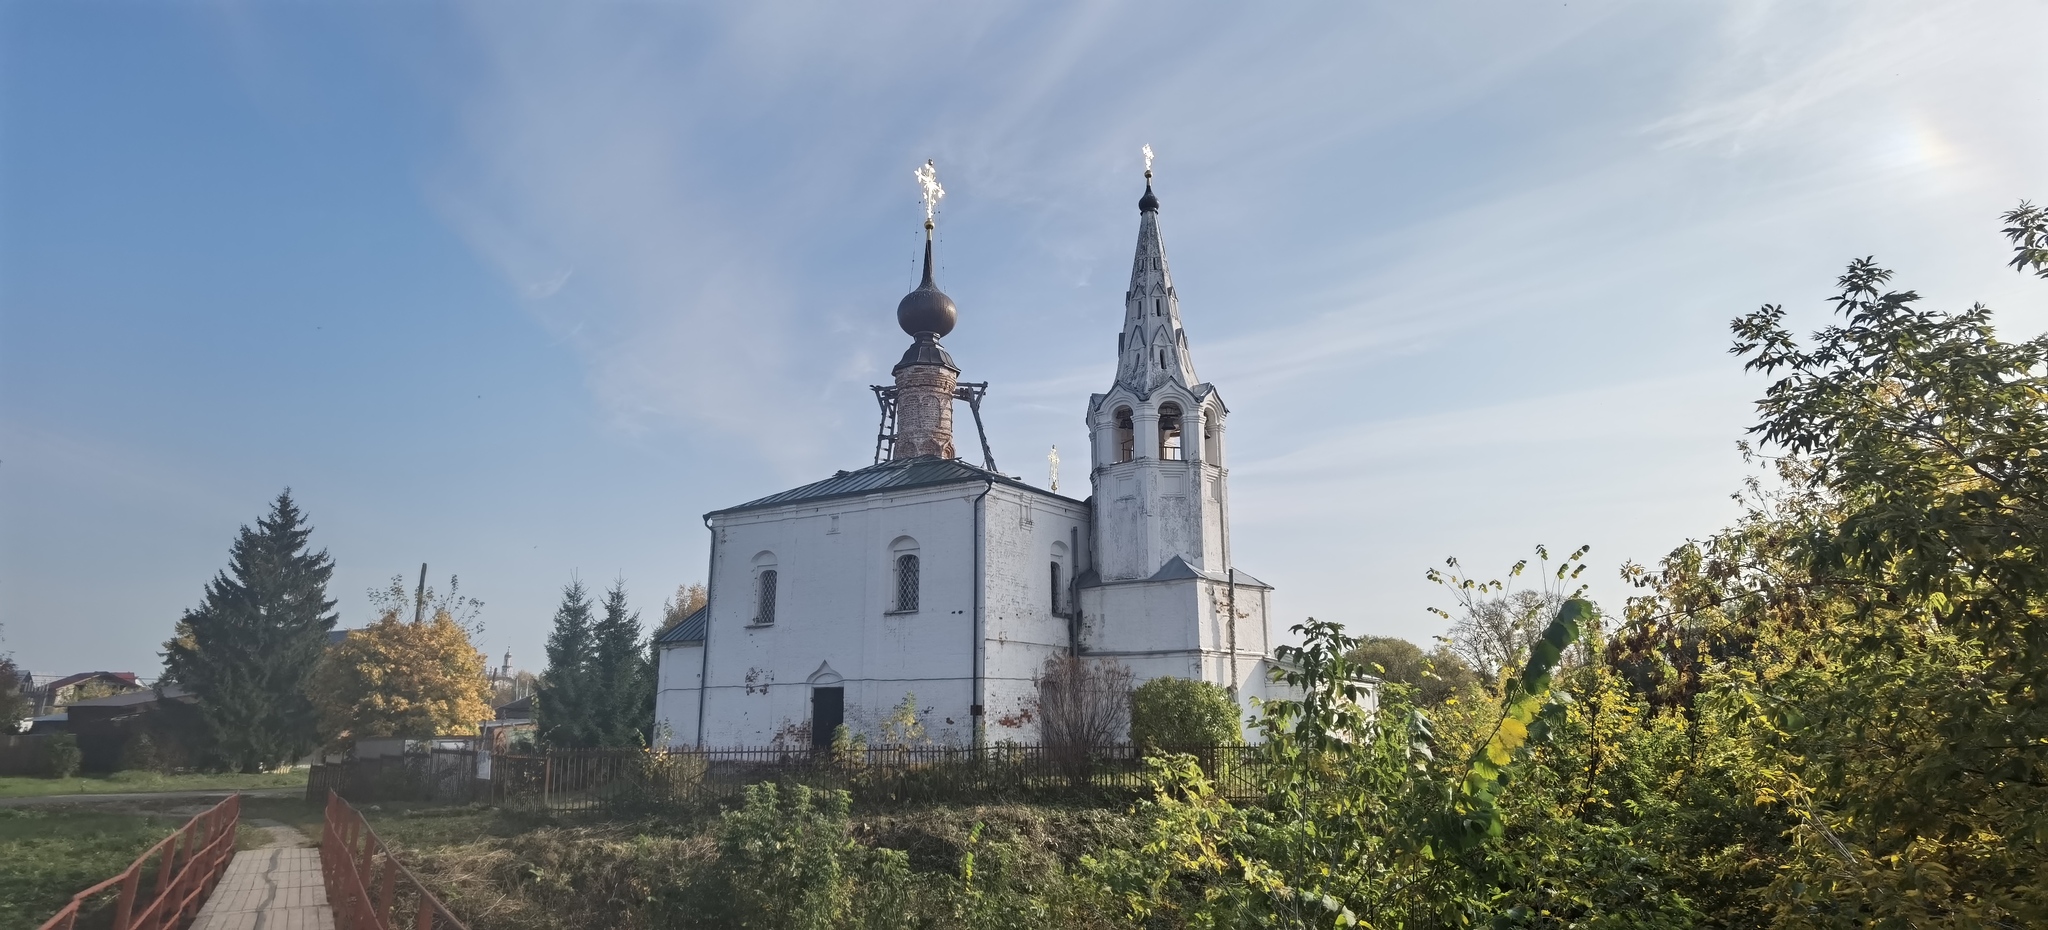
[655,175,1284,749]
[656,468,1088,748]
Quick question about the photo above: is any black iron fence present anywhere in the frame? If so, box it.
[313,743,1268,812]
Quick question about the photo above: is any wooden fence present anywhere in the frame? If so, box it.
[321,789,470,930]
[0,733,51,776]
[34,793,240,930]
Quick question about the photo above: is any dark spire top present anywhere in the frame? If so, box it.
[1138,168,1159,213]
[896,222,958,339]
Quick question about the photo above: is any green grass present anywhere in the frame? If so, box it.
[0,769,307,799]
[0,807,185,930]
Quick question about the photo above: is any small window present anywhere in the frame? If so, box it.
[1159,403,1184,461]
[756,569,778,624]
[895,554,920,612]
[1114,407,1135,463]
[1049,561,1063,615]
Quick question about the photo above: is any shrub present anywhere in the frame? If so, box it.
[120,730,165,773]
[1129,677,1240,749]
[43,733,82,779]
[684,783,860,929]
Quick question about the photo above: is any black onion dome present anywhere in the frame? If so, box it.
[897,236,957,337]
[1138,175,1159,212]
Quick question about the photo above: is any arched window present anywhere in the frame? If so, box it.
[1203,407,1223,464]
[1159,403,1184,461]
[1049,560,1062,614]
[895,554,920,612]
[1114,407,1135,463]
[756,569,778,624]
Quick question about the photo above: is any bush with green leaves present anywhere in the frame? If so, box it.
[1128,677,1240,749]
[43,733,81,779]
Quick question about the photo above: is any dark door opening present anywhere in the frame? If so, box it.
[811,687,844,750]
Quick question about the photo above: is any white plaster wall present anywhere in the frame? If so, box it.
[693,484,983,748]
[979,485,1091,742]
[653,641,703,748]
[654,478,1095,749]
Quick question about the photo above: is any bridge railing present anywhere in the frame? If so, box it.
[320,788,470,930]
[34,793,240,930]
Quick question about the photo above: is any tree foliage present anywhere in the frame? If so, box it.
[1128,677,1240,749]
[536,579,596,748]
[589,580,654,748]
[1345,634,1481,707]
[1696,228,2048,925]
[161,490,337,772]
[306,579,492,747]
[0,654,30,733]
[658,582,708,636]
[537,578,652,748]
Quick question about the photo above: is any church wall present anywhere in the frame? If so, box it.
[653,641,703,748]
[1080,577,1202,654]
[682,484,988,749]
[978,485,1091,742]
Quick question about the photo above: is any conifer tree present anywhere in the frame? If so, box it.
[588,579,652,748]
[162,490,337,772]
[536,578,596,747]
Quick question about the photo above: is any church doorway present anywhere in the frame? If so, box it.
[811,687,844,750]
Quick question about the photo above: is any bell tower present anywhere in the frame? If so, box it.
[1085,164,1231,583]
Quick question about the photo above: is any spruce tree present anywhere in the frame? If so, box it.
[536,579,596,748]
[162,490,337,772]
[588,580,653,748]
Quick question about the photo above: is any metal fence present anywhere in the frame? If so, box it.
[308,750,486,805]
[321,789,470,930]
[489,743,1269,814]
[35,793,240,930]
[309,743,1270,813]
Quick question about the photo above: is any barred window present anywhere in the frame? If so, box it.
[1049,561,1062,615]
[756,569,778,624]
[895,554,920,612]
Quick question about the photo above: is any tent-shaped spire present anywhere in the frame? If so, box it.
[1116,167,1198,391]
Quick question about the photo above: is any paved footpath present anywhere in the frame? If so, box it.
[188,821,332,930]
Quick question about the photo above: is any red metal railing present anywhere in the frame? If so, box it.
[35,793,241,930]
[320,789,469,930]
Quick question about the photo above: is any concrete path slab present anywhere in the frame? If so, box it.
[188,820,331,930]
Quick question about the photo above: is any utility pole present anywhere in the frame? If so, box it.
[413,562,428,624]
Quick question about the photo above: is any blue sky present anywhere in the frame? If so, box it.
[3,1,2044,678]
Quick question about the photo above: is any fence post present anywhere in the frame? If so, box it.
[379,855,397,922]
[110,867,140,930]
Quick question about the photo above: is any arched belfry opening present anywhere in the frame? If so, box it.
[1114,406,1135,463]
[1158,402,1184,461]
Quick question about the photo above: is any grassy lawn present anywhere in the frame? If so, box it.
[0,803,279,930]
[0,769,307,799]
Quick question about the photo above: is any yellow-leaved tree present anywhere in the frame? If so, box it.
[308,574,492,747]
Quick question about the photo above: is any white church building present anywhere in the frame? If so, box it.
[654,167,1280,749]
